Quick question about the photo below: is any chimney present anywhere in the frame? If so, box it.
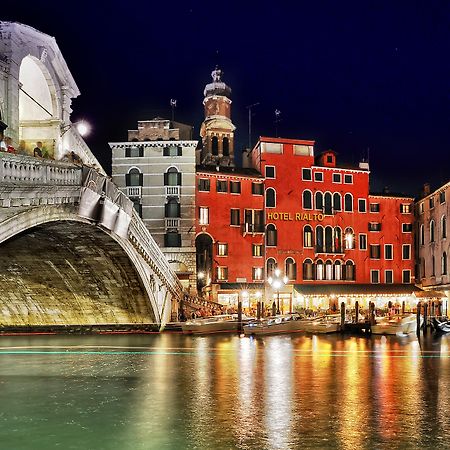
[423,183,431,196]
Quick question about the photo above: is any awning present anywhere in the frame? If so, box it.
[219,283,265,290]
[414,290,447,299]
[294,284,422,297]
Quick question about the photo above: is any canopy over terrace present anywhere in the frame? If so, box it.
[294,284,424,311]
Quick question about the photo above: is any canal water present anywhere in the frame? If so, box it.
[0,332,449,450]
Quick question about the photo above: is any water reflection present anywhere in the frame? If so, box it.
[1,333,450,449]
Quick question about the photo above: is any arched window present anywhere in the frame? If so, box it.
[304,225,313,248]
[430,220,435,243]
[285,257,297,280]
[324,192,332,215]
[325,260,333,280]
[442,252,447,275]
[316,259,324,280]
[334,260,342,280]
[303,190,312,209]
[266,258,277,278]
[315,191,323,211]
[266,224,277,247]
[344,193,353,212]
[333,193,341,211]
[266,188,276,208]
[126,168,142,186]
[420,224,425,245]
[432,255,436,276]
[325,226,333,253]
[211,136,219,155]
[164,167,181,186]
[442,216,447,239]
[334,227,342,252]
[344,260,355,281]
[303,258,314,280]
[344,227,355,250]
[165,198,180,217]
[222,137,229,156]
[316,226,324,253]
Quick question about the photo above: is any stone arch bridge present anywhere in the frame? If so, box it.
[0,153,182,329]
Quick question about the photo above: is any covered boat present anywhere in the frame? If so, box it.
[371,315,417,335]
[181,314,247,334]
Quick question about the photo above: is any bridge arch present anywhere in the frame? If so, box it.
[0,205,169,325]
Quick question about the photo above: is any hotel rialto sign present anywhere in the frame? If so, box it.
[267,211,324,222]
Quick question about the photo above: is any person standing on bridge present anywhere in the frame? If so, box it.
[0,132,6,152]
[33,141,43,157]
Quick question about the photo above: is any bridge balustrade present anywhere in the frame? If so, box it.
[0,153,82,185]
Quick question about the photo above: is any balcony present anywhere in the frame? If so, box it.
[242,222,265,236]
[126,186,142,197]
[165,185,180,197]
[165,218,180,229]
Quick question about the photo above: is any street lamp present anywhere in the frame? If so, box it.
[60,120,91,137]
[268,268,288,315]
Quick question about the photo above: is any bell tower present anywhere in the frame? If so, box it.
[199,67,236,166]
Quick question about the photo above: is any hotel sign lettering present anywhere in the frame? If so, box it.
[267,211,324,222]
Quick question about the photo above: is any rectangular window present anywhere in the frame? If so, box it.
[385,244,393,260]
[163,145,182,156]
[314,172,323,182]
[252,244,263,257]
[402,244,411,260]
[265,166,275,178]
[419,202,424,214]
[370,203,380,213]
[252,267,263,281]
[326,155,333,163]
[294,144,313,156]
[402,223,413,233]
[429,197,435,209]
[198,178,210,191]
[252,182,264,195]
[230,181,241,194]
[370,244,381,259]
[400,203,412,214]
[371,270,380,284]
[368,222,382,232]
[216,180,227,193]
[217,243,228,256]
[358,199,367,213]
[302,168,312,181]
[359,234,367,250]
[230,209,240,226]
[125,145,144,157]
[402,270,411,283]
[440,191,446,204]
[262,142,283,153]
[199,207,209,225]
[332,173,341,183]
[385,270,393,284]
[164,232,181,247]
[217,266,228,281]
[344,174,353,184]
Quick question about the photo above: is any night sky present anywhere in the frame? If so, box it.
[3,0,449,196]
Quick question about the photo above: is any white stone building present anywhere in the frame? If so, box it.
[110,118,198,292]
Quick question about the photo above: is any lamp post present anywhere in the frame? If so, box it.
[268,269,288,315]
[60,120,91,137]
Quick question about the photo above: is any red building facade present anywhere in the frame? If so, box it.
[196,136,415,310]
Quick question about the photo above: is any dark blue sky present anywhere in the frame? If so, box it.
[4,0,449,196]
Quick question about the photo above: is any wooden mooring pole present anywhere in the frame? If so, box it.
[340,302,346,332]
[416,301,421,336]
[355,301,359,324]
[423,301,428,334]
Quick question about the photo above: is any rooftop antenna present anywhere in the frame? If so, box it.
[170,99,177,122]
[274,109,281,137]
[246,102,260,151]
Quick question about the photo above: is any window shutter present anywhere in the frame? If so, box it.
[177,173,182,185]
[125,147,130,157]
[177,146,182,156]
[125,173,131,186]
[139,173,143,186]
[164,173,169,185]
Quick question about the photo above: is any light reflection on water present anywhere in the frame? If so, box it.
[0,333,449,449]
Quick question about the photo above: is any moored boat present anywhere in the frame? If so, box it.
[181,314,247,334]
[301,315,341,334]
[432,317,450,334]
[371,315,417,335]
[243,313,312,336]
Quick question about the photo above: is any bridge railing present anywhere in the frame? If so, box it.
[0,153,82,185]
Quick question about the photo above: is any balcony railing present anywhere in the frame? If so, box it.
[315,245,344,255]
[242,223,265,236]
[165,185,180,197]
[165,218,180,229]
[126,186,142,197]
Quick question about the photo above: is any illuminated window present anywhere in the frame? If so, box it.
[163,145,182,156]
[303,225,313,248]
[217,243,228,256]
[126,168,142,186]
[199,207,209,225]
[217,266,228,281]
[252,182,264,195]
[429,197,435,209]
[370,203,380,212]
[400,203,412,214]
[325,260,333,280]
[266,224,277,247]
[303,259,313,280]
[370,244,381,259]
[285,258,297,280]
[368,222,382,232]
[344,227,354,250]
[316,260,324,280]
[126,145,144,157]
[252,267,263,280]
[266,258,277,277]
[252,244,262,257]
[165,167,181,186]
[344,261,355,281]
[334,260,342,280]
